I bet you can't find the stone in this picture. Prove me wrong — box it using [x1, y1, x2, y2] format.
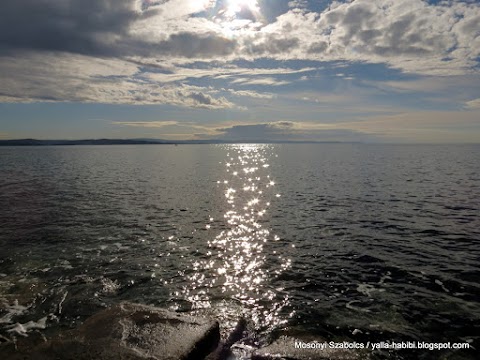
[2, 302, 220, 360]
[206, 317, 247, 360]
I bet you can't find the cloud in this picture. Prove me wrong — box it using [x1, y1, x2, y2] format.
[186, 90, 232, 108]
[205, 112, 480, 143]
[2, 0, 478, 72]
[369, 78, 459, 93]
[0, 0, 234, 59]
[109, 118, 219, 140]
[111, 120, 214, 132]
[0, 0, 147, 56]
[242, 0, 480, 74]
[227, 89, 275, 99]
[231, 77, 290, 86]
[141, 64, 315, 83]
[321, 1, 454, 59]
[1, 0, 480, 108]
[465, 98, 480, 109]
[336, 110, 480, 143]
[149, 32, 237, 58]
[213, 121, 373, 141]
[245, 34, 300, 56]
[113, 121, 179, 128]
[288, 0, 309, 9]
[0, 52, 238, 108]
[360, 75, 480, 109]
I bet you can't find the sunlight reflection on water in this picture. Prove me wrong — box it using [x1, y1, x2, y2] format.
[182, 144, 291, 331]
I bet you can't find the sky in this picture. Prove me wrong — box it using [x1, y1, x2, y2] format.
[0, 0, 479, 143]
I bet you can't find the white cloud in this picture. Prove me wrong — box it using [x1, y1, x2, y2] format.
[465, 98, 480, 109]
[141, 0, 480, 75]
[113, 121, 179, 128]
[288, 0, 309, 9]
[0, 52, 236, 108]
[231, 77, 290, 86]
[143, 0, 215, 19]
[227, 89, 275, 99]
[141, 63, 315, 83]
[108, 117, 220, 139]
[239, 0, 480, 75]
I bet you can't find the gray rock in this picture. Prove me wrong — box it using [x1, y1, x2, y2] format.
[2, 302, 220, 360]
[252, 336, 362, 360]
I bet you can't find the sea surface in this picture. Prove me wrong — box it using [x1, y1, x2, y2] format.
[1, 144, 479, 359]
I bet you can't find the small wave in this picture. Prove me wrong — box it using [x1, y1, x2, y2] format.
[6, 317, 47, 337]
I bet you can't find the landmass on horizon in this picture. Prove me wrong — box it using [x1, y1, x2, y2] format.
[0, 138, 347, 146]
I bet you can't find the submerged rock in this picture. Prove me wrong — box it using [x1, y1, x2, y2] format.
[2, 302, 220, 360]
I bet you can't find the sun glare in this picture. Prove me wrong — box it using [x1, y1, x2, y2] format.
[219, 0, 262, 35]
[226, 0, 259, 16]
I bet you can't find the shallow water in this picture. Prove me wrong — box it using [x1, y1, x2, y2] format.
[1, 144, 479, 358]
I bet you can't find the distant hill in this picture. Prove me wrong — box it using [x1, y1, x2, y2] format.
[0, 139, 177, 146]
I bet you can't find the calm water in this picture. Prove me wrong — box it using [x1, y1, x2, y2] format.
[1, 144, 479, 359]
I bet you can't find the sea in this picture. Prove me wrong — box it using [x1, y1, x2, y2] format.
[0, 144, 479, 359]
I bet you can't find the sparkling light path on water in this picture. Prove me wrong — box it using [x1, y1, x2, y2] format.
[182, 144, 292, 332]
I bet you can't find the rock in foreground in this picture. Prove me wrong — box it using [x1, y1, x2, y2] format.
[3, 302, 220, 360]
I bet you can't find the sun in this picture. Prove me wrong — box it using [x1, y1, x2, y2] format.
[216, 0, 263, 35]
[226, 0, 259, 16]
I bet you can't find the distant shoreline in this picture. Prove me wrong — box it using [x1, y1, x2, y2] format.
[0, 139, 346, 146]
[0, 140, 478, 146]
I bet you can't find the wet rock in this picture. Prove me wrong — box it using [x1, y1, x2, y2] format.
[252, 336, 361, 360]
[2, 302, 220, 360]
[206, 317, 247, 360]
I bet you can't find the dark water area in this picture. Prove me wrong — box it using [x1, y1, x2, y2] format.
[1, 144, 479, 359]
